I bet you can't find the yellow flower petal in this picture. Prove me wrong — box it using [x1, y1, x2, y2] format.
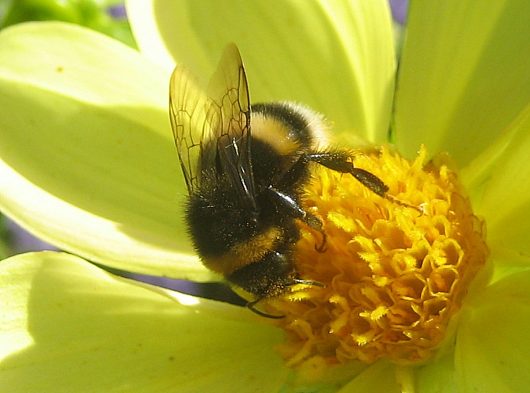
[126, 0, 396, 142]
[0, 252, 287, 392]
[416, 350, 458, 393]
[470, 107, 530, 259]
[394, 0, 530, 167]
[456, 269, 530, 392]
[338, 361, 401, 393]
[0, 22, 210, 279]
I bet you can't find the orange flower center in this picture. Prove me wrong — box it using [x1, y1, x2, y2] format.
[266, 146, 488, 368]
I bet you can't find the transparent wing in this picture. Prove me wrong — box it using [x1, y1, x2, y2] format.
[169, 44, 256, 209]
[205, 44, 256, 210]
[169, 62, 213, 194]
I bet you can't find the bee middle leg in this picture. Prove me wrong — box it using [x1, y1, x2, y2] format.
[265, 186, 327, 252]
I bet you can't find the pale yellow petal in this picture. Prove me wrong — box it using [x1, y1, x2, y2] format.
[394, 0, 530, 167]
[127, 0, 396, 142]
[456, 270, 530, 392]
[0, 252, 287, 392]
[0, 22, 211, 279]
[471, 107, 530, 259]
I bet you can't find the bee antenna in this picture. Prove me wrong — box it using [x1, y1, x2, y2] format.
[246, 298, 285, 319]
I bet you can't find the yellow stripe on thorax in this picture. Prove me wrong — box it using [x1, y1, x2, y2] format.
[203, 226, 282, 275]
[251, 113, 300, 155]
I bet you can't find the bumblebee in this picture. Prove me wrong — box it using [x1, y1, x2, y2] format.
[169, 44, 390, 316]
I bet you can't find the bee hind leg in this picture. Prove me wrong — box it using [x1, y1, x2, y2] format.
[246, 279, 325, 318]
[246, 298, 285, 319]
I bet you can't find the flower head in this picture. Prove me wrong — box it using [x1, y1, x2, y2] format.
[270, 147, 488, 368]
[1, 1, 530, 392]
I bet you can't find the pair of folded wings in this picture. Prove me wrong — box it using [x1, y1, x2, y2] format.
[169, 44, 257, 211]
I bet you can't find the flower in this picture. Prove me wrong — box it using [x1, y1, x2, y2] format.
[1, 1, 530, 391]
[268, 147, 488, 371]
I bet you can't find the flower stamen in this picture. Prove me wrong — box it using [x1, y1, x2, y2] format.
[267, 146, 488, 368]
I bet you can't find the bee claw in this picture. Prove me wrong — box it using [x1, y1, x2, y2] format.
[314, 231, 327, 253]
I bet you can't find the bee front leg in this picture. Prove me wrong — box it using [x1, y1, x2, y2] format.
[307, 151, 421, 211]
[307, 151, 389, 197]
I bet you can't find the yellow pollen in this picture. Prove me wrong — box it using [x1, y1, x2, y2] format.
[267, 146, 488, 368]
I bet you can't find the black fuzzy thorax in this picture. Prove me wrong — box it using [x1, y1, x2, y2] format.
[186, 137, 309, 259]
